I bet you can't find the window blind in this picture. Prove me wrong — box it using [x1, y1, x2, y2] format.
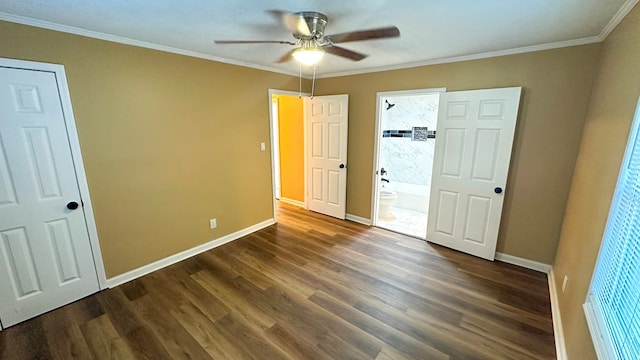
[584, 98, 640, 359]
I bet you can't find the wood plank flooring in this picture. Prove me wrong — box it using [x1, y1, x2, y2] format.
[0, 202, 556, 359]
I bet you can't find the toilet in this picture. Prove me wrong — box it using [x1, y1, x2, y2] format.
[378, 190, 398, 220]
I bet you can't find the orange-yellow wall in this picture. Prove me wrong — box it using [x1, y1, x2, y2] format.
[276, 95, 304, 202]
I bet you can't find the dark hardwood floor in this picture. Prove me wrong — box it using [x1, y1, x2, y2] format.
[0, 202, 556, 359]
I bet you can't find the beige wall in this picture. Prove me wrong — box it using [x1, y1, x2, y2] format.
[1, 21, 300, 277]
[318, 45, 601, 264]
[552, 5, 640, 359]
[3, 11, 635, 355]
[0, 16, 612, 282]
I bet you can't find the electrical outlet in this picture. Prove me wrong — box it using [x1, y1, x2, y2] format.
[260, 142, 266, 151]
[209, 218, 217, 229]
[562, 275, 568, 293]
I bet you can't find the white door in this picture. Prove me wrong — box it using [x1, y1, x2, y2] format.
[427, 87, 521, 260]
[306, 95, 349, 219]
[0, 66, 100, 327]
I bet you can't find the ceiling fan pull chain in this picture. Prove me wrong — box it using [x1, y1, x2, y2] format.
[311, 65, 317, 99]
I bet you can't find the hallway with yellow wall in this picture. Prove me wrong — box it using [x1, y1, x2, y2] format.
[275, 95, 304, 203]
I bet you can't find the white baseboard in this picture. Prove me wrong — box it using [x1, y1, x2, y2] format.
[549, 268, 568, 360]
[494, 252, 552, 273]
[346, 213, 371, 225]
[106, 218, 276, 288]
[279, 197, 306, 208]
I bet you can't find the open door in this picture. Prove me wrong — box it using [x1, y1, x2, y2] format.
[427, 87, 521, 260]
[305, 95, 349, 219]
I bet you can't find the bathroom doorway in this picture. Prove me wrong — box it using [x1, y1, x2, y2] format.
[371, 88, 445, 238]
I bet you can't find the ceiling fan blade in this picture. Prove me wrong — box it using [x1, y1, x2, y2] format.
[267, 10, 311, 36]
[214, 40, 296, 45]
[325, 26, 400, 44]
[325, 46, 368, 61]
[276, 49, 296, 63]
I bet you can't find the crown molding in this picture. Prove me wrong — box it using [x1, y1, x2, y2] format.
[598, 0, 640, 41]
[3, 0, 638, 80]
[0, 12, 301, 78]
[316, 36, 601, 78]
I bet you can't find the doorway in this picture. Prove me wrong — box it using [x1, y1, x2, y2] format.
[371, 88, 445, 238]
[270, 92, 306, 206]
[268, 90, 350, 221]
[269, 90, 306, 222]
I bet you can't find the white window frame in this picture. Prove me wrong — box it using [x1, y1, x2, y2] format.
[583, 96, 640, 360]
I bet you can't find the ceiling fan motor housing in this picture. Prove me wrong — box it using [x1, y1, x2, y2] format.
[294, 12, 328, 40]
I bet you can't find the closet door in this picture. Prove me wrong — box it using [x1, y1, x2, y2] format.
[0, 66, 100, 328]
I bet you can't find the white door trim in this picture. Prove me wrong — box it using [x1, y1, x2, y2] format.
[370, 88, 447, 225]
[0, 57, 107, 290]
[268, 89, 309, 222]
[271, 99, 281, 200]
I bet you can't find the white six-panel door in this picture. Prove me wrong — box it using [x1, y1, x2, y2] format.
[0, 66, 100, 327]
[427, 87, 521, 260]
[305, 95, 349, 219]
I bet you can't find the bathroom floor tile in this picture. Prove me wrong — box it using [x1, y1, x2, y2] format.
[376, 207, 428, 239]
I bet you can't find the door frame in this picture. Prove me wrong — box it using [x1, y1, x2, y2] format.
[0, 57, 107, 291]
[370, 88, 446, 226]
[271, 98, 281, 200]
[268, 89, 309, 222]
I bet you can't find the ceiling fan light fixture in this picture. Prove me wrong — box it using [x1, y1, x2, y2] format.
[215, 11, 400, 66]
[292, 47, 325, 66]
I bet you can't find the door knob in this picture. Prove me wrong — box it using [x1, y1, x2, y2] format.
[66, 201, 79, 210]
[339, 163, 346, 169]
[494, 187, 503, 194]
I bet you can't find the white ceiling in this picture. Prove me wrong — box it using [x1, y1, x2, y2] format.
[1, 0, 637, 78]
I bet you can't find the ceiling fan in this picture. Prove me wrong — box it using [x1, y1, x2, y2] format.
[214, 10, 401, 66]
